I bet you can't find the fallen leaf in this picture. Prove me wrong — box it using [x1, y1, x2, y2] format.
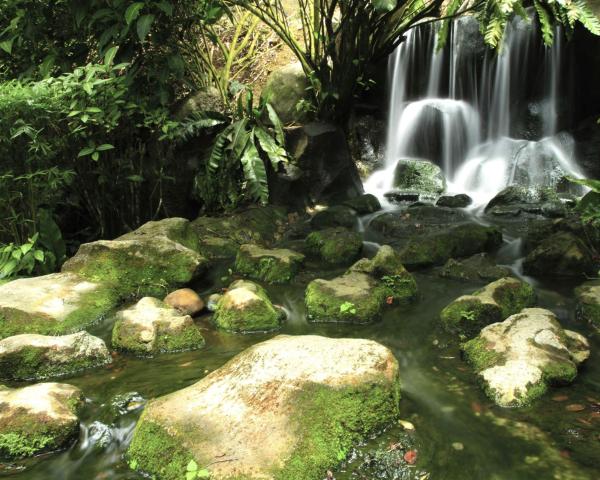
[566, 404, 586, 412]
[404, 450, 418, 465]
[552, 394, 569, 402]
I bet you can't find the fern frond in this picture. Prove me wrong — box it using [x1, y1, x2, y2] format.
[437, 0, 463, 50]
[254, 127, 288, 170]
[534, 0, 554, 45]
[240, 133, 269, 204]
[484, 15, 507, 48]
[574, 0, 600, 34]
[207, 125, 231, 174]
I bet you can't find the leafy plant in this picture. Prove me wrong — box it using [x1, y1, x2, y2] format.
[186, 459, 211, 479]
[340, 301, 357, 315]
[567, 176, 600, 226]
[0, 234, 46, 279]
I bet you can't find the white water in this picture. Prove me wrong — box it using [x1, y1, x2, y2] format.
[365, 14, 585, 207]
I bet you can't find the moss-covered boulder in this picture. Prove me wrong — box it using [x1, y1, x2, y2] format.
[112, 297, 205, 355]
[63, 219, 208, 298]
[462, 308, 590, 407]
[213, 280, 283, 333]
[439, 253, 511, 282]
[575, 281, 600, 330]
[342, 194, 382, 214]
[0, 383, 84, 459]
[261, 62, 310, 125]
[126, 335, 400, 480]
[436, 194, 472, 208]
[305, 227, 363, 265]
[348, 245, 418, 304]
[0, 273, 119, 340]
[0, 332, 111, 381]
[522, 231, 596, 278]
[235, 244, 305, 283]
[399, 223, 503, 269]
[440, 277, 536, 337]
[310, 205, 358, 230]
[306, 272, 387, 324]
[392, 158, 446, 197]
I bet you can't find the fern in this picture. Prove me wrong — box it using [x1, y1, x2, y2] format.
[534, 0, 554, 46]
[171, 111, 227, 145]
[240, 134, 269, 204]
[484, 15, 507, 48]
[437, 0, 463, 50]
[254, 128, 288, 170]
[575, 0, 600, 35]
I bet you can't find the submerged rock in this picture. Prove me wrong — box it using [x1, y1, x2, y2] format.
[436, 193, 472, 208]
[575, 281, 600, 330]
[440, 253, 511, 282]
[342, 193, 382, 214]
[523, 231, 596, 278]
[440, 277, 536, 337]
[164, 288, 205, 316]
[213, 280, 283, 332]
[234, 244, 305, 283]
[393, 158, 446, 197]
[63, 218, 208, 298]
[305, 227, 363, 265]
[0, 332, 111, 381]
[112, 297, 205, 355]
[127, 335, 400, 479]
[0, 273, 119, 339]
[0, 383, 84, 459]
[462, 308, 590, 407]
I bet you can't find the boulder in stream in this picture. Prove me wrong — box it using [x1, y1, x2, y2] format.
[0, 272, 119, 339]
[575, 281, 600, 330]
[0, 331, 111, 381]
[112, 297, 205, 355]
[0, 383, 84, 459]
[234, 244, 305, 283]
[164, 288, 205, 316]
[439, 253, 511, 282]
[440, 277, 536, 337]
[392, 158, 446, 197]
[126, 335, 400, 480]
[436, 193, 472, 208]
[342, 193, 382, 214]
[462, 308, 590, 407]
[305, 227, 363, 265]
[213, 280, 284, 332]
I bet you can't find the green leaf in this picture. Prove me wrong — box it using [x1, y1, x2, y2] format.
[157, 0, 174, 16]
[92, 151, 100, 161]
[566, 176, 600, 193]
[33, 250, 45, 262]
[0, 36, 15, 54]
[187, 460, 199, 472]
[125, 2, 145, 25]
[197, 469, 211, 479]
[254, 128, 288, 170]
[96, 144, 115, 151]
[372, 0, 397, 13]
[136, 14, 155, 42]
[126, 174, 144, 183]
[78, 147, 95, 157]
[534, 0, 554, 45]
[240, 135, 269, 205]
[265, 103, 285, 145]
[104, 46, 119, 66]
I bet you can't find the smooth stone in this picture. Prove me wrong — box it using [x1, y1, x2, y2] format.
[439, 253, 511, 282]
[436, 193, 472, 208]
[234, 244, 305, 283]
[342, 193, 382, 214]
[164, 288, 205, 316]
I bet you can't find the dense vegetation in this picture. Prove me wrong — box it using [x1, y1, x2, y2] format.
[0, 0, 598, 279]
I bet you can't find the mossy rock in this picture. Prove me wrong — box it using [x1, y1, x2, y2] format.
[0, 332, 111, 381]
[393, 158, 446, 196]
[118, 217, 201, 252]
[462, 308, 590, 407]
[260, 62, 310, 125]
[575, 280, 600, 330]
[342, 194, 382, 214]
[126, 335, 400, 480]
[305, 227, 363, 265]
[310, 205, 358, 230]
[213, 280, 283, 333]
[400, 223, 503, 269]
[235, 244, 305, 283]
[436, 194, 472, 208]
[112, 297, 205, 355]
[439, 253, 511, 282]
[0, 383, 84, 459]
[440, 277, 536, 337]
[0, 273, 120, 340]
[305, 272, 387, 324]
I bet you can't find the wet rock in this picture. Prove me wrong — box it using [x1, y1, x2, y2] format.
[305, 227, 363, 265]
[436, 194, 472, 208]
[0, 332, 111, 381]
[0, 273, 119, 339]
[112, 297, 205, 355]
[393, 158, 446, 197]
[127, 335, 400, 479]
[575, 281, 600, 330]
[305, 272, 386, 324]
[213, 280, 283, 333]
[164, 288, 205, 316]
[310, 205, 358, 230]
[523, 231, 596, 277]
[87, 421, 113, 449]
[235, 244, 305, 284]
[348, 114, 386, 178]
[110, 392, 146, 417]
[342, 193, 382, 214]
[439, 253, 511, 282]
[440, 277, 536, 337]
[463, 308, 590, 407]
[384, 190, 421, 204]
[63, 218, 208, 298]
[206, 293, 222, 312]
[348, 245, 418, 304]
[0, 383, 84, 459]
[485, 186, 570, 218]
[261, 62, 309, 124]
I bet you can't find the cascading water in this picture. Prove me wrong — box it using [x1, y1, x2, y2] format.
[365, 13, 586, 207]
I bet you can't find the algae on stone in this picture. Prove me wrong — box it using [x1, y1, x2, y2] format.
[305, 227, 363, 265]
[126, 335, 400, 480]
[235, 244, 305, 283]
[440, 277, 536, 337]
[575, 280, 600, 329]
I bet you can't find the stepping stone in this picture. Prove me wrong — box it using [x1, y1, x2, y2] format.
[235, 244, 305, 283]
[305, 227, 363, 265]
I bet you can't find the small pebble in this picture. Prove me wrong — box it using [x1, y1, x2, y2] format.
[565, 404, 586, 412]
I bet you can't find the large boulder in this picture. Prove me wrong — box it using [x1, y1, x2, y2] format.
[112, 297, 205, 355]
[0, 273, 119, 339]
[0, 383, 84, 459]
[484, 186, 569, 218]
[63, 218, 208, 298]
[439, 253, 511, 282]
[440, 277, 536, 337]
[575, 281, 600, 329]
[176, 87, 225, 119]
[127, 335, 400, 480]
[522, 231, 596, 277]
[348, 114, 386, 178]
[462, 308, 590, 407]
[213, 280, 283, 333]
[0, 332, 111, 381]
[342, 193, 382, 214]
[310, 205, 358, 230]
[235, 244, 305, 283]
[392, 158, 446, 198]
[305, 227, 363, 265]
[261, 62, 310, 125]
[436, 193, 472, 208]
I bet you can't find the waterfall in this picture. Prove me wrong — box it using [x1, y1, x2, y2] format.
[365, 13, 585, 207]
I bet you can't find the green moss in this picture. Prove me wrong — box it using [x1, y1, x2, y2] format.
[441, 299, 502, 337]
[156, 325, 206, 353]
[305, 228, 363, 265]
[273, 380, 401, 480]
[540, 360, 577, 385]
[492, 282, 536, 319]
[381, 275, 418, 304]
[234, 246, 304, 284]
[0, 432, 55, 458]
[462, 336, 504, 372]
